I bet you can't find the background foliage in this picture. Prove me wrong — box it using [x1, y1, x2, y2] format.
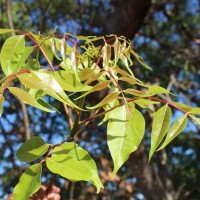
[0, 0, 199, 200]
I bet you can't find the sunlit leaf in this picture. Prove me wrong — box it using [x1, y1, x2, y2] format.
[190, 116, 200, 126]
[60, 37, 67, 63]
[17, 136, 49, 162]
[190, 108, 200, 115]
[86, 92, 118, 109]
[134, 99, 160, 108]
[0, 35, 25, 76]
[13, 164, 42, 200]
[173, 102, 193, 112]
[149, 105, 172, 161]
[8, 87, 53, 112]
[157, 115, 188, 150]
[114, 39, 121, 63]
[0, 29, 17, 34]
[148, 85, 170, 94]
[102, 43, 111, 70]
[107, 103, 145, 174]
[46, 142, 103, 193]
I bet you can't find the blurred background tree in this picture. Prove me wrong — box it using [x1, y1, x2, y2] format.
[0, 0, 199, 199]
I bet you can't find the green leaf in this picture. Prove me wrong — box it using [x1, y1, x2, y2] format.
[76, 80, 111, 100]
[18, 71, 82, 110]
[149, 105, 172, 161]
[124, 89, 145, 97]
[114, 39, 121, 63]
[190, 116, 200, 126]
[148, 85, 170, 94]
[190, 108, 200, 115]
[54, 70, 91, 92]
[0, 35, 25, 76]
[118, 77, 137, 85]
[8, 87, 53, 112]
[17, 136, 49, 162]
[130, 49, 152, 70]
[102, 43, 111, 70]
[60, 37, 67, 63]
[157, 115, 188, 150]
[0, 95, 4, 116]
[13, 163, 42, 200]
[22, 59, 40, 70]
[86, 92, 119, 109]
[0, 29, 17, 34]
[134, 99, 160, 108]
[173, 102, 193, 112]
[107, 103, 145, 174]
[46, 142, 103, 193]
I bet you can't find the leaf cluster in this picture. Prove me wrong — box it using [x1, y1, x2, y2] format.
[0, 29, 199, 199]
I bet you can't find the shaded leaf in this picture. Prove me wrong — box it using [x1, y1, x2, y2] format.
[149, 105, 172, 161]
[46, 142, 103, 193]
[173, 102, 193, 112]
[86, 92, 118, 109]
[0, 35, 25, 76]
[190, 116, 200, 126]
[76, 80, 111, 100]
[0, 95, 4, 116]
[107, 103, 145, 174]
[157, 115, 188, 150]
[130, 49, 152, 70]
[134, 99, 160, 108]
[13, 164, 42, 200]
[17, 136, 49, 162]
[8, 87, 53, 112]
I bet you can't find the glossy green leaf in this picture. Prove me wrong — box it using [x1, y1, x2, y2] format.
[102, 43, 111, 70]
[46, 142, 103, 193]
[157, 115, 188, 150]
[148, 85, 170, 94]
[107, 103, 145, 174]
[0, 95, 4, 116]
[149, 105, 172, 161]
[190, 108, 200, 115]
[130, 49, 152, 70]
[18, 71, 82, 109]
[8, 87, 53, 112]
[0, 29, 17, 34]
[17, 136, 49, 162]
[13, 163, 42, 200]
[86, 92, 119, 109]
[0, 35, 25, 76]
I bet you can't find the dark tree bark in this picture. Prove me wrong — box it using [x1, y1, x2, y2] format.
[101, 0, 152, 38]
